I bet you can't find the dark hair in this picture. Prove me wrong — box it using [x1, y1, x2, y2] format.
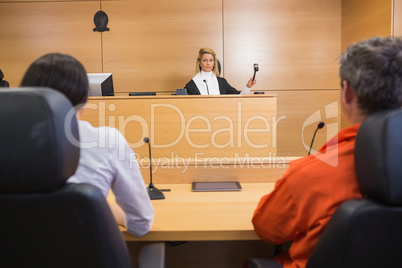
[340, 37, 402, 115]
[20, 53, 89, 108]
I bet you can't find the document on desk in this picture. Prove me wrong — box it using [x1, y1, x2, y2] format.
[192, 181, 242, 192]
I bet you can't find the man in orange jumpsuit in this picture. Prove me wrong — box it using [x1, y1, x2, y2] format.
[252, 36, 402, 268]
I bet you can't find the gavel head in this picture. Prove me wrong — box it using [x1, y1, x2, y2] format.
[253, 64, 259, 72]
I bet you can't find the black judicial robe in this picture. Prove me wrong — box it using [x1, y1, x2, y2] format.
[185, 77, 240, 95]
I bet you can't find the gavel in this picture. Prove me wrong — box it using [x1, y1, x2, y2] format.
[252, 64, 259, 81]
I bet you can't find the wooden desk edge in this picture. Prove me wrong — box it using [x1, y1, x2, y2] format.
[121, 229, 260, 242]
[89, 94, 277, 100]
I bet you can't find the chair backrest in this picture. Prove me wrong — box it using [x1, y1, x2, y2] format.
[306, 109, 402, 268]
[0, 69, 9, 87]
[0, 87, 131, 268]
[216, 59, 222, 75]
[0, 80, 9, 87]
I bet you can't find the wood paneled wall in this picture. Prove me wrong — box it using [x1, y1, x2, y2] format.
[223, 0, 340, 91]
[0, 0, 340, 92]
[0, 1, 102, 88]
[101, 0, 223, 94]
[393, 0, 402, 36]
[340, 0, 392, 129]
[222, 0, 341, 156]
[342, 0, 391, 53]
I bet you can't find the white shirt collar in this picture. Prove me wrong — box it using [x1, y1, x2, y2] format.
[192, 71, 220, 95]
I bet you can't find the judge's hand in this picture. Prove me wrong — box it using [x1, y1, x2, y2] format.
[246, 78, 257, 88]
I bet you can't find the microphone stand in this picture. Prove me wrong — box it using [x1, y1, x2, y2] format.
[144, 137, 165, 200]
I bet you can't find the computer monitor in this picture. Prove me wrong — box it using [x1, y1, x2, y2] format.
[87, 73, 114, 96]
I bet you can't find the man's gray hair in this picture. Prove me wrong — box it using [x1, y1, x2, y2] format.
[340, 36, 402, 115]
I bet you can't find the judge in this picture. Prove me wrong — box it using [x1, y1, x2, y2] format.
[184, 47, 256, 95]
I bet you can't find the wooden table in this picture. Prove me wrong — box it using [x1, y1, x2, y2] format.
[108, 182, 275, 242]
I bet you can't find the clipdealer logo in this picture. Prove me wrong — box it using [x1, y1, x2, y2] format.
[62, 100, 288, 169]
[64, 100, 339, 167]
[65, 101, 284, 150]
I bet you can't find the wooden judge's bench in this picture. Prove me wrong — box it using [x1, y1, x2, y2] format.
[81, 94, 292, 268]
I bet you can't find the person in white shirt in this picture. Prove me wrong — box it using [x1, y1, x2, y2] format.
[184, 47, 257, 95]
[20, 53, 154, 237]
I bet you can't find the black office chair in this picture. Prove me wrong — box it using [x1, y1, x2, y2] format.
[249, 109, 402, 268]
[0, 69, 10, 87]
[0, 87, 164, 268]
[216, 59, 222, 75]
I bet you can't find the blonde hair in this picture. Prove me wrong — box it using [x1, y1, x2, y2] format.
[195, 47, 220, 76]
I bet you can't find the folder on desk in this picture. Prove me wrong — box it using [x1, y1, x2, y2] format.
[192, 181, 242, 192]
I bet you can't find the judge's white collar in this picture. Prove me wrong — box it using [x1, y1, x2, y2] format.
[192, 71, 220, 95]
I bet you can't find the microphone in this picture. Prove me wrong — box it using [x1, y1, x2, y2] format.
[203, 79, 210, 95]
[308, 122, 325, 155]
[252, 64, 259, 81]
[144, 137, 165, 200]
